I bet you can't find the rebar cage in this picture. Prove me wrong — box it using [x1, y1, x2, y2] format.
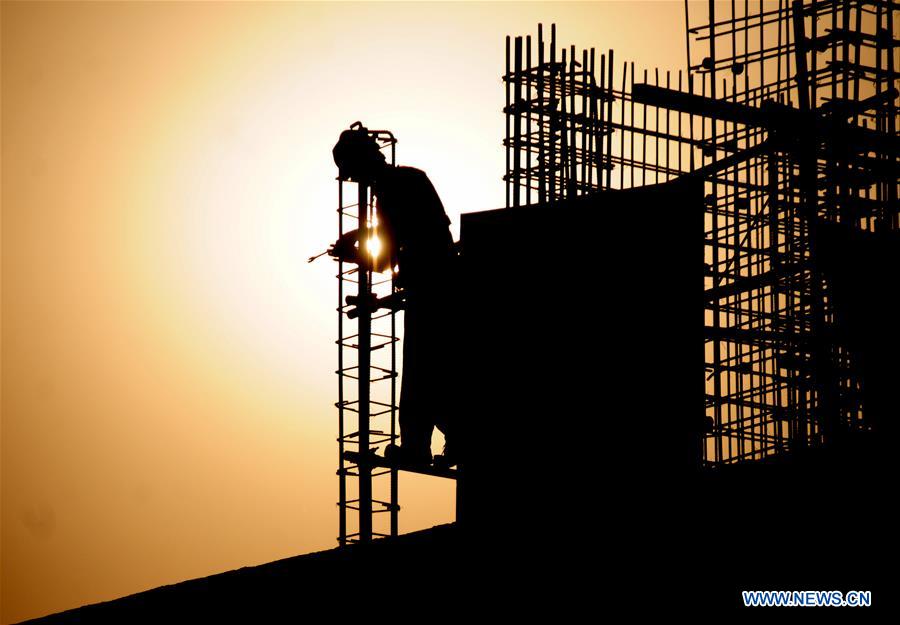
[504, 2, 898, 468]
[336, 129, 399, 544]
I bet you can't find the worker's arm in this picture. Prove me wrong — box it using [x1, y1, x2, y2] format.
[327, 228, 393, 273]
[328, 229, 362, 264]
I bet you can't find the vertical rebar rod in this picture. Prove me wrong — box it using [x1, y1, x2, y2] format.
[582, 48, 589, 193]
[569, 44, 577, 198]
[791, 0, 819, 449]
[527, 35, 533, 206]
[538, 24, 546, 204]
[505, 36, 511, 208]
[883, 1, 897, 231]
[550, 24, 557, 201]
[560, 47, 569, 198]
[357, 181, 372, 543]
[595, 50, 602, 191]
[621, 61, 627, 189]
[337, 180, 347, 546]
[630, 62, 635, 188]
[514, 36, 523, 207]
[642, 68, 648, 186]
[654, 68, 660, 184]
[606, 50, 615, 190]
[759, 0, 765, 104]
[665, 70, 671, 181]
[708, 0, 724, 465]
[678, 71, 683, 174]
[389, 139, 398, 538]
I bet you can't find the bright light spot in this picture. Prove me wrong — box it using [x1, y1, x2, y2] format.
[367, 236, 382, 259]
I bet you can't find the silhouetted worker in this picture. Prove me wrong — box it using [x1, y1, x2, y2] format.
[332, 124, 458, 467]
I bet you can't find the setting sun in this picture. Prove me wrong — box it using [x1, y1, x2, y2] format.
[366, 235, 382, 260]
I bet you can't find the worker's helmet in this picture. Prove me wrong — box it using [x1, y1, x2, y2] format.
[332, 122, 385, 182]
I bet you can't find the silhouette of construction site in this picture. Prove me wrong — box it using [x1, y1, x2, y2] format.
[337, 0, 897, 543]
[330, 1, 896, 607]
[24, 2, 895, 621]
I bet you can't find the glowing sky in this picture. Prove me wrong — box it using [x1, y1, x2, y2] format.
[2, 2, 692, 622]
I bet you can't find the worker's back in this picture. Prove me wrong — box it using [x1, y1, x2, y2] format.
[374, 166, 454, 282]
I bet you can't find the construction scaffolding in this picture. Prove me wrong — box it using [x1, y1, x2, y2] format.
[504, 1, 898, 468]
[687, 0, 897, 465]
[504, 24, 699, 205]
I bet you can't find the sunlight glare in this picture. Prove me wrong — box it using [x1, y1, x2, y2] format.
[367, 236, 382, 259]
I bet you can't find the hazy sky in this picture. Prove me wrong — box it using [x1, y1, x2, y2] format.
[2, 2, 694, 621]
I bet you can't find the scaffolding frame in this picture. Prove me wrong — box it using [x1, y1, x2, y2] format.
[685, 0, 898, 465]
[504, 2, 898, 468]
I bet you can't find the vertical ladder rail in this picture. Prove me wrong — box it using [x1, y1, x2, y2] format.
[337, 181, 347, 547]
[356, 181, 373, 543]
[388, 140, 399, 539]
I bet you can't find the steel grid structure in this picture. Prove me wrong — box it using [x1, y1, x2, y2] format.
[686, 0, 897, 465]
[504, 1, 898, 467]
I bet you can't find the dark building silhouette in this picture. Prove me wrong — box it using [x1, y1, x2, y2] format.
[455, 177, 705, 534]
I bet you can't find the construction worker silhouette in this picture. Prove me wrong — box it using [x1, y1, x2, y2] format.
[332, 125, 458, 467]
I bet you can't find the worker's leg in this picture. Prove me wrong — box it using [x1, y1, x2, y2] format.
[396, 258, 458, 463]
[397, 293, 434, 457]
[419, 275, 459, 462]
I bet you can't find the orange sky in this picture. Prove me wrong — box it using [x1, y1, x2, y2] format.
[2, 2, 694, 622]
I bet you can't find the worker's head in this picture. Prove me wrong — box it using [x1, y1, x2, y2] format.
[332, 124, 386, 183]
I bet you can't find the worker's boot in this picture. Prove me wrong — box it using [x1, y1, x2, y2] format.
[384, 443, 432, 466]
[432, 441, 458, 470]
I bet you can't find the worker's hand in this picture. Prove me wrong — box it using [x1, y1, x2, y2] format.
[328, 228, 394, 273]
[328, 229, 364, 265]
